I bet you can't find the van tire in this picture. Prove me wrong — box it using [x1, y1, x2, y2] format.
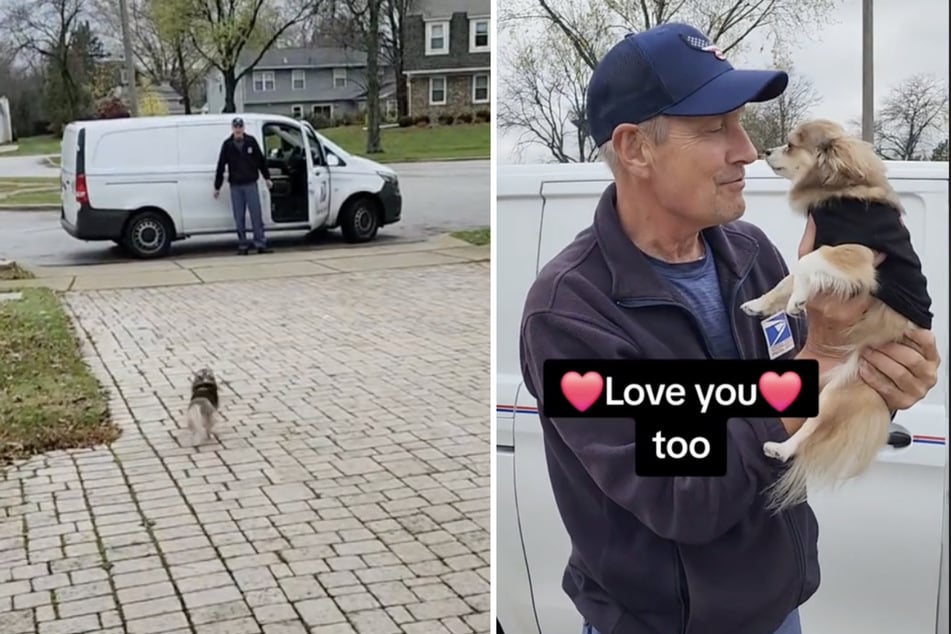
[339, 196, 380, 243]
[123, 209, 173, 259]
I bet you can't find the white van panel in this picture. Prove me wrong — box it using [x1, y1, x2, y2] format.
[91, 127, 178, 171]
[496, 160, 949, 634]
[176, 120, 244, 234]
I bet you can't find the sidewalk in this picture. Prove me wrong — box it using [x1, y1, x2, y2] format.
[0, 259, 490, 634]
[0, 234, 489, 292]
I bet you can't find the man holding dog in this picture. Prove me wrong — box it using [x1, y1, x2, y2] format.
[214, 116, 274, 255]
[519, 23, 940, 634]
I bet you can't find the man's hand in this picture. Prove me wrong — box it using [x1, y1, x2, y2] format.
[265, 179, 272, 189]
[859, 328, 940, 411]
[213, 189, 220, 199]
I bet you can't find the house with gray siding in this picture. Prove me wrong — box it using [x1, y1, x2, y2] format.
[402, 0, 490, 119]
[204, 47, 398, 123]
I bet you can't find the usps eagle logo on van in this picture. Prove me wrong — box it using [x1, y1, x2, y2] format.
[682, 34, 726, 60]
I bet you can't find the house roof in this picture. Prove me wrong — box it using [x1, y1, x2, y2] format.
[408, 0, 489, 17]
[240, 47, 371, 70]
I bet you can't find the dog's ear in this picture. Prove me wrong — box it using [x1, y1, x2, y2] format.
[814, 135, 873, 187]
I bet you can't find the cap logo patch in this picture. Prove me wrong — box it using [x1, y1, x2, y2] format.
[682, 34, 726, 60]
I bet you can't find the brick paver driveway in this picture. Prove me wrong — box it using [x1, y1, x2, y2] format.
[0, 262, 489, 634]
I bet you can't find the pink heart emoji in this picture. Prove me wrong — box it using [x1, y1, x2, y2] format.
[758, 371, 802, 413]
[560, 371, 604, 413]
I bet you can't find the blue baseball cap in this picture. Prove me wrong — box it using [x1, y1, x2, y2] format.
[586, 23, 789, 146]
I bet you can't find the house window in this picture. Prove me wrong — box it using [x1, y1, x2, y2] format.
[472, 74, 489, 103]
[429, 76, 446, 105]
[469, 18, 489, 52]
[425, 21, 449, 55]
[291, 105, 303, 119]
[333, 68, 347, 88]
[252, 71, 275, 92]
[312, 104, 333, 119]
[291, 70, 305, 90]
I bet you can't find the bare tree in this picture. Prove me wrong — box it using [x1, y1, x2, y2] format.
[90, 0, 209, 112]
[183, 0, 325, 113]
[318, 0, 409, 118]
[875, 74, 948, 161]
[740, 47, 821, 153]
[499, 0, 843, 163]
[1, 0, 97, 129]
[499, 15, 611, 162]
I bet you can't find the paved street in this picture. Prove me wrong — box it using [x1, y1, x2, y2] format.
[0, 262, 490, 633]
[0, 154, 59, 179]
[0, 160, 489, 267]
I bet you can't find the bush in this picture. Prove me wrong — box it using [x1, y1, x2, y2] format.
[306, 113, 333, 129]
[414, 114, 430, 127]
[398, 115, 414, 128]
[475, 109, 491, 123]
[457, 112, 473, 124]
[437, 113, 455, 125]
[95, 97, 131, 119]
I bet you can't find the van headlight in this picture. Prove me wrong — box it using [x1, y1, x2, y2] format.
[378, 171, 399, 191]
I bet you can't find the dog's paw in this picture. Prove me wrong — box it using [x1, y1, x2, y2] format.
[741, 298, 768, 316]
[785, 298, 807, 315]
[763, 441, 792, 462]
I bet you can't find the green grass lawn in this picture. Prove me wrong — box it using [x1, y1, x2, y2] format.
[321, 123, 490, 162]
[0, 135, 62, 157]
[0, 288, 120, 465]
[0, 177, 60, 207]
[451, 227, 490, 246]
[2, 123, 490, 163]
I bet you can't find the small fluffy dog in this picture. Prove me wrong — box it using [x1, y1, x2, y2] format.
[741, 119, 933, 512]
[185, 368, 222, 446]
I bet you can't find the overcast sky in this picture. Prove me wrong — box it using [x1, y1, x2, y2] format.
[497, 0, 950, 164]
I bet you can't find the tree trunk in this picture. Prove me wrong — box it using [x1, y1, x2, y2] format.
[366, 0, 382, 153]
[223, 68, 238, 114]
[175, 42, 192, 115]
[395, 57, 407, 118]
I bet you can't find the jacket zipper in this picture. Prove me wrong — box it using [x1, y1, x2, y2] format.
[616, 296, 711, 634]
[617, 255, 758, 634]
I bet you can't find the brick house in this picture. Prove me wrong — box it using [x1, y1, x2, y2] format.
[402, 0, 490, 119]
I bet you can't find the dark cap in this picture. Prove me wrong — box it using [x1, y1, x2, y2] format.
[231, 117, 244, 127]
[586, 23, 789, 146]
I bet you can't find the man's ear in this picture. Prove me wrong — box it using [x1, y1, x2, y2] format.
[612, 124, 652, 177]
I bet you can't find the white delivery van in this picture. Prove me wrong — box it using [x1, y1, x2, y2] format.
[496, 160, 949, 634]
[58, 113, 402, 258]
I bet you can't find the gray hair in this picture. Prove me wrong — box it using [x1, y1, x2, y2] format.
[598, 115, 670, 173]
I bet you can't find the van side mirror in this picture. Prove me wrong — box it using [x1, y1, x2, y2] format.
[326, 153, 341, 167]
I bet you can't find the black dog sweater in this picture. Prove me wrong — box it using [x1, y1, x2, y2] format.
[809, 196, 933, 330]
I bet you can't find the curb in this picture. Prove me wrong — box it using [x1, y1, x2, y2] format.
[380, 156, 490, 164]
[0, 203, 60, 211]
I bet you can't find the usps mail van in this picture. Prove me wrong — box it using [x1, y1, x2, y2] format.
[58, 113, 402, 258]
[496, 160, 949, 634]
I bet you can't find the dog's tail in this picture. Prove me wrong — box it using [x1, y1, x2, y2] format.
[186, 398, 219, 446]
[763, 353, 892, 514]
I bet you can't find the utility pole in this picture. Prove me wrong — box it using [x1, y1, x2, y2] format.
[862, 0, 873, 143]
[119, 0, 138, 116]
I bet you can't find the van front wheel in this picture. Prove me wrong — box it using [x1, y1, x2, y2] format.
[339, 196, 380, 243]
[123, 209, 173, 259]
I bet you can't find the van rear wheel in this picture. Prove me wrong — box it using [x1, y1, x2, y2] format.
[339, 196, 380, 243]
[123, 210, 172, 259]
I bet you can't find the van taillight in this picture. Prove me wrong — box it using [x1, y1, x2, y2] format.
[75, 174, 88, 205]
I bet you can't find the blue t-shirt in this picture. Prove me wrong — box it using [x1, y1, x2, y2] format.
[644, 235, 740, 359]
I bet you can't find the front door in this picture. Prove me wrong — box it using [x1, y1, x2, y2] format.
[301, 121, 331, 229]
